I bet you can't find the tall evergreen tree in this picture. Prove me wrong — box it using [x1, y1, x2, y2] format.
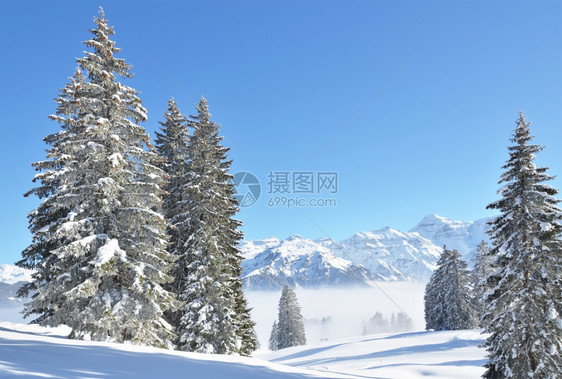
[168, 97, 257, 355]
[154, 98, 189, 332]
[17, 8, 177, 347]
[272, 285, 306, 350]
[155, 98, 189, 227]
[17, 69, 88, 323]
[424, 246, 477, 331]
[483, 113, 562, 378]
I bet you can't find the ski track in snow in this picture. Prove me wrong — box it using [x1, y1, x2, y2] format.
[260, 330, 487, 379]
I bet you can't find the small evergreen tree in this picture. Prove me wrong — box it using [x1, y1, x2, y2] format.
[320, 316, 332, 341]
[483, 113, 562, 378]
[424, 246, 478, 331]
[17, 8, 177, 348]
[424, 253, 445, 331]
[471, 240, 492, 325]
[234, 291, 259, 355]
[394, 312, 415, 332]
[269, 320, 279, 351]
[272, 285, 306, 350]
[366, 312, 390, 334]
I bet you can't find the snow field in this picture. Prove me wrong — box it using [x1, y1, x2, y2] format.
[0, 321, 486, 378]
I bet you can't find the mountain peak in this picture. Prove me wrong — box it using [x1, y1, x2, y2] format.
[419, 214, 451, 224]
[409, 214, 489, 265]
[362, 226, 405, 240]
[410, 214, 472, 234]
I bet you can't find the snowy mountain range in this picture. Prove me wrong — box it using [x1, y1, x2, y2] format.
[319, 227, 442, 282]
[0, 264, 33, 309]
[0, 215, 492, 292]
[240, 214, 492, 289]
[241, 235, 377, 290]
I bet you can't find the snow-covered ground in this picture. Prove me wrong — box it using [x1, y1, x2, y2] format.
[0, 321, 486, 378]
[0, 322, 351, 378]
[261, 330, 487, 379]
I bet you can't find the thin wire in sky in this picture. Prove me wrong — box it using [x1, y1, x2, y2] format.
[310, 56, 415, 161]
[147, 57, 253, 161]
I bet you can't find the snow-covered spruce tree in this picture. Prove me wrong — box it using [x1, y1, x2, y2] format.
[154, 98, 189, 331]
[234, 283, 260, 355]
[170, 97, 257, 355]
[18, 9, 177, 347]
[273, 285, 306, 350]
[367, 312, 390, 334]
[483, 113, 562, 378]
[269, 320, 279, 351]
[155, 98, 189, 232]
[424, 251, 445, 331]
[471, 240, 492, 325]
[424, 246, 477, 331]
[16, 69, 88, 322]
[393, 312, 415, 332]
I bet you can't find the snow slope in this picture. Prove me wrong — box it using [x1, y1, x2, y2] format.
[0, 321, 487, 378]
[240, 237, 281, 259]
[261, 329, 487, 379]
[0, 322, 354, 379]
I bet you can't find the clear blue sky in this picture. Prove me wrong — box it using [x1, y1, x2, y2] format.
[1, 0, 562, 265]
